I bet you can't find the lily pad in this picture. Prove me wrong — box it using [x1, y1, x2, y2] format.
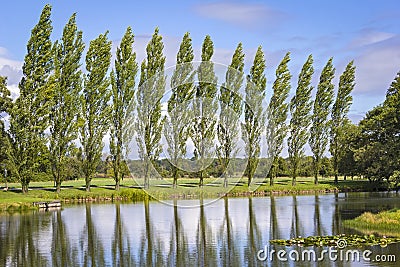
[269, 234, 400, 248]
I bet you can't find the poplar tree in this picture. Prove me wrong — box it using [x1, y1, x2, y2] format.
[79, 32, 112, 192]
[49, 13, 85, 193]
[266, 52, 291, 186]
[217, 43, 244, 187]
[288, 55, 314, 186]
[7, 5, 53, 193]
[191, 35, 218, 187]
[310, 58, 335, 185]
[165, 32, 195, 188]
[0, 77, 12, 176]
[136, 27, 166, 189]
[110, 26, 138, 190]
[242, 46, 266, 186]
[330, 61, 356, 184]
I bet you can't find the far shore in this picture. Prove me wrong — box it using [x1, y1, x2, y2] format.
[0, 177, 394, 213]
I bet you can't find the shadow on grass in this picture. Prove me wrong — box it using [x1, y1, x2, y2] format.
[229, 181, 246, 186]
[179, 183, 199, 188]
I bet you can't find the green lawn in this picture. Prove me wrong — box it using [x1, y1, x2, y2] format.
[0, 176, 374, 212]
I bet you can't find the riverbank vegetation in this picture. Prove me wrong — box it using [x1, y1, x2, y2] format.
[0, 176, 382, 212]
[344, 209, 400, 237]
[0, 4, 399, 194]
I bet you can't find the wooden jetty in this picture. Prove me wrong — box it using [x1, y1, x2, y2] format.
[33, 201, 61, 209]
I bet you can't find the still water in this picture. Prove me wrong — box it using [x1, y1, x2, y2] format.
[1, 192, 400, 266]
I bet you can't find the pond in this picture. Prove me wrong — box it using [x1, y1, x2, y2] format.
[1, 192, 400, 266]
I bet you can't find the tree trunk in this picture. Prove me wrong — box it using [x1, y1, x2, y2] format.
[173, 167, 178, 189]
[56, 182, 61, 194]
[247, 158, 254, 186]
[144, 159, 150, 189]
[247, 171, 252, 186]
[292, 162, 297, 186]
[21, 183, 29, 194]
[333, 156, 339, 184]
[224, 176, 228, 188]
[115, 179, 120, 191]
[269, 164, 275, 186]
[314, 157, 319, 185]
[86, 178, 91, 192]
[314, 167, 319, 185]
[199, 170, 204, 187]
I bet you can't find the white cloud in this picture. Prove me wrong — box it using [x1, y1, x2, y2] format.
[194, 2, 284, 29]
[348, 30, 396, 48]
[0, 47, 23, 100]
[0, 65, 22, 86]
[352, 35, 400, 95]
[0, 47, 23, 69]
[6, 84, 19, 99]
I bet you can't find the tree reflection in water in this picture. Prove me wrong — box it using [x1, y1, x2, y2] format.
[1, 193, 400, 266]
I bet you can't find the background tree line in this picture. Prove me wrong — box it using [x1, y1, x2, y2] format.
[0, 5, 398, 192]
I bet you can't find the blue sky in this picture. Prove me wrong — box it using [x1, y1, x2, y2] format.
[1, 0, 400, 122]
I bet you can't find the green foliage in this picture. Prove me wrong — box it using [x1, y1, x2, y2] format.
[7, 4, 53, 193]
[49, 13, 85, 193]
[217, 43, 244, 187]
[165, 32, 195, 188]
[0, 76, 12, 113]
[0, 76, 12, 174]
[330, 61, 356, 183]
[390, 171, 400, 191]
[242, 46, 266, 186]
[79, 32, 112, 192]
[136, 27, 166, 188]
[309, 58, 335, 184]
[354, 71, 400, 184]
[190, 35, 218, 187]
[266, 52, 291, 185]
[110, 26, 138, 190]
[337, 120, 359, 179]
[288, 55, 314, 186]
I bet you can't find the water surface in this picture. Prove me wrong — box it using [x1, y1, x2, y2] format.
[1, 192, 399, 266]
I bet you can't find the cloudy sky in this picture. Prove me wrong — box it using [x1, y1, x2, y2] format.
[1, 0, 399, 122]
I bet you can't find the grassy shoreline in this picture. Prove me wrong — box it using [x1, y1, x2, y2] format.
[344, 209, 400, 237]
[0, 177, 384, 212]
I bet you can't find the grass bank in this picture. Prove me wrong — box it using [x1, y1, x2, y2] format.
[344, 209, 400, 237]
[0, 176, 376, 212]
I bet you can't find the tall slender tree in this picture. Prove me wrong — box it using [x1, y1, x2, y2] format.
[217, 43, 244, 187]
[110, 26, 138, 190]
[242, 46, 266, 186]
[79, 32, 112, 192]
[7, 5, 53, 193]
[136, 27, 166, 189]
[266, 52, 291, 186]
[288, 55, 314, 186]
[165, 32, 195, 188]
[309, 58, 335, 185]
[0, 77, 12, 182]
[190, 35, 218, 187]
[330, 61, 356, 184]
[49, 13, 85, 193]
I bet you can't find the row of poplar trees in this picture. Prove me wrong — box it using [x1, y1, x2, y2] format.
[0, 5, 355, 192]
